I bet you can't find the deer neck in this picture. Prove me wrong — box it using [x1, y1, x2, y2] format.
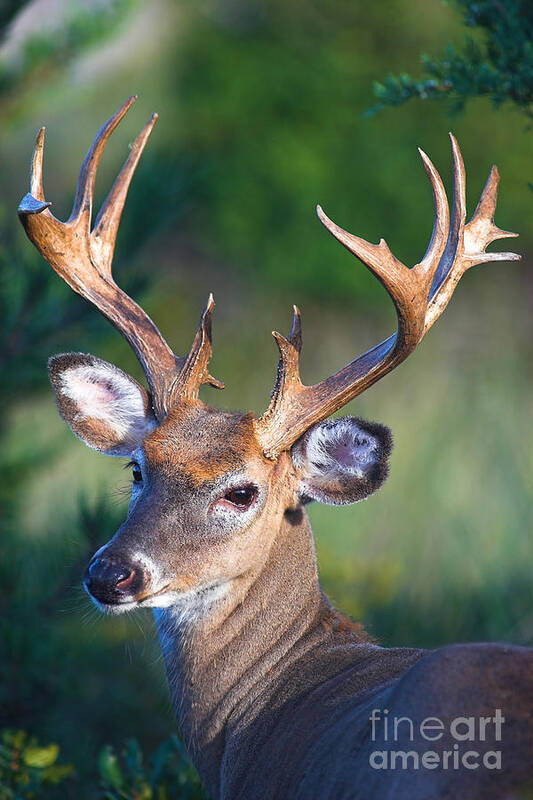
[154, 506, 325, 795]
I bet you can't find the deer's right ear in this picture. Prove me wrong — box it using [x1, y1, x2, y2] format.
[48, 353, 157, 456]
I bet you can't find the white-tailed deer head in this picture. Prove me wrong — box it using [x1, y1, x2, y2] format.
[18, 98, 519, 617]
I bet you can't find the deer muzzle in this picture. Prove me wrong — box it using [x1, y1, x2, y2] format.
[84, 555, 146, 607]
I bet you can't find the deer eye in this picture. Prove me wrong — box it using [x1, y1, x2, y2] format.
[224, 486, 257, 509]
[126, 461, 143, 484]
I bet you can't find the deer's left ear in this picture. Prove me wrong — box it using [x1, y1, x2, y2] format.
[291, 417, 392, 505]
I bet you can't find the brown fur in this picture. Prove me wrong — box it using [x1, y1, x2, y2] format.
[144, 403, 266, 485]
[318, 604, 374, 643]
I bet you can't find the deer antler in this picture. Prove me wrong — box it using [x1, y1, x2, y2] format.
[18, 97, 223, 420]
[255, 134, 520, 459]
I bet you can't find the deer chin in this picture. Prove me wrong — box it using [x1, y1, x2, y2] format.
[89, 598, 140, 616]
[89, 580, 231, 620]
[149, 581, 234, 628]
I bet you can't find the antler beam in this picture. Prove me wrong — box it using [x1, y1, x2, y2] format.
[255, 134, 520, 459]
[18, 97, 223, 420]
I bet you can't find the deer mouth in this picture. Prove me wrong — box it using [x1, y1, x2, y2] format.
[87, 582, 226, 615]
[136, 579, 229, 608]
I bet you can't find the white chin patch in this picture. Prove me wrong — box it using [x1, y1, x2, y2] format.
[61, 363, 155, 441]
[146, 582, 231, 624]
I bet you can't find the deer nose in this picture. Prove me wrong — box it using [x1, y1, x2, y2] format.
[84, 557, 143, 605]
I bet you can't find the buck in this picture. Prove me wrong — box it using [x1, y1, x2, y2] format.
[19, 98, 532, 800]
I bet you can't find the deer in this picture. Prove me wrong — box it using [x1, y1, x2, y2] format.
[18, 97, 533, 800]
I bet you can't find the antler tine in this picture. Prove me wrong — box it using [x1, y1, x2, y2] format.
[464, 165, 519, 255]
[315, 206, 412, 316]
[168, 294, 224, 403]
[18, 99, 224, 421]
[30, 127, 47, 202]
[68, 95, 137, 230]
[91, 111, 158, 277]
[423, 136, 520, 333]
[416, 147, 449, 276]
[261, 305, 303, 424]
[256, 137, 520, 459]
[428, 133, 466, 298]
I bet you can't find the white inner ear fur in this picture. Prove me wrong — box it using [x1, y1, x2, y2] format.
[60, 363, 156, 441]
[293, 418, 380, 479]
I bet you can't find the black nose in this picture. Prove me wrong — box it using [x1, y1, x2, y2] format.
[84, 557, 143, 605]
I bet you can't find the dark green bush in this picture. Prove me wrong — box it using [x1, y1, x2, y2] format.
[368, 0, 533, 118]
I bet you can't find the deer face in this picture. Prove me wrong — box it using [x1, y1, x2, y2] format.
[49, 354, 391, 618]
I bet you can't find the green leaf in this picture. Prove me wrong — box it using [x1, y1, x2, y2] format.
[22, 743, 59, 768]
[98, 745, 124, 790]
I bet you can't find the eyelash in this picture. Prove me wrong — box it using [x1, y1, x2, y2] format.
[125, 461, 143, 484]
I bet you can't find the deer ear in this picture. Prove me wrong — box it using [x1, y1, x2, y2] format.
[48, 353, 156, 456]
[291, 417, 392, 505]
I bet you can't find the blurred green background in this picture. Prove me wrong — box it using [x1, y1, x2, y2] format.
[1, 0, 532, 796]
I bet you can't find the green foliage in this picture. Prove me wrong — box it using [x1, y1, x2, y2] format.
[0, 0, 139, 103]
[97, 737, 207, 800]
[170, 1, 447, 305]
[0, 731, 207, 800]
[368, 0, 533, 116]
[0, 729, 74, 799]
[0, 247, 91, 404]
